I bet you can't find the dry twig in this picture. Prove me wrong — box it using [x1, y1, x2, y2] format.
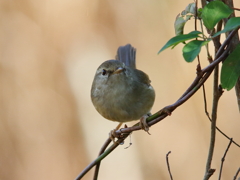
[233, 167, 240, 180]
[218, 138, 233, 180]
[166, 151, 173, 180]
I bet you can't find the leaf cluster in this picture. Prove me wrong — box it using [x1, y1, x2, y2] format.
[158, 1, 240, 90]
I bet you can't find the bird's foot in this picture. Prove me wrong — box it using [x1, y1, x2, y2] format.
[140, 114, 151, 135]
[109, 123, 123, 143]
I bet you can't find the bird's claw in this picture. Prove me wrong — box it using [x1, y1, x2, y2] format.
[109, 123, 124, 144]
[140, 114, 151, 135]
[109, 129, 119, 143]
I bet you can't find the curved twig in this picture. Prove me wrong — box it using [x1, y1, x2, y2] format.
[218, 138, 233, 180]
[166, 151, 173, 180]
[75, 134, 128, 180]
[233, 167, 240, 180]
[93, 138, 112, 180]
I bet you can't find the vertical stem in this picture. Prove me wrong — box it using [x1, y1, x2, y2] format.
[209, 65, 218, 164]
[204, 65, 220, 180]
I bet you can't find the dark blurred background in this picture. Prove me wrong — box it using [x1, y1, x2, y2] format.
[0, 1, 239, 180]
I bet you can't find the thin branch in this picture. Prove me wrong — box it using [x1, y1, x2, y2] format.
[200, 18, 211, 59]
[204, 94, 240, 147]
[166, 151, 173, 180]
[75, 135, 128, 180]
[218, 138, 233, 180]
[93, 138, 112, 180]
[231, 7, 240, 11]
[233, 168, 240, 180]
[205, 105, 240, 148]
[203, 64, 221, 180]
[215, 128, 239, 148]
[93, 123, 123, 180]
[203, 79, 209, 117]
[204, 169, 216, 180]
[194, 0, 198, 31]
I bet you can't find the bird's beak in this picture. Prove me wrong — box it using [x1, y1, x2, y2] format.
[113, 67, 124, 74]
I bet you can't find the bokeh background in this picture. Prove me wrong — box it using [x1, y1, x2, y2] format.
[0, 1, 239, 180]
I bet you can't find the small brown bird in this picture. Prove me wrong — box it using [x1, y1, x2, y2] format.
[91, 44, 155, 134]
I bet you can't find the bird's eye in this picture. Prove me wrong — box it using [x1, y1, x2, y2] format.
[102, 69, 107, 75]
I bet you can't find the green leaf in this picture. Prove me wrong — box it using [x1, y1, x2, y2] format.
[221, 44, 240, 90]
[174, 3, 195, 36]
[175, 15, 187, 36]
[182, 40, 210, 62]
[202, 1, 233, 30]
[181, 2, 196, 16]
[212, 17, 240, 37]
[175, 15, 192, 36]
[158, 31, 202, 54]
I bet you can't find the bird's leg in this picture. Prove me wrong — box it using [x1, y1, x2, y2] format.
[140, 113, 151, 135]
[109, 123, 123, 143]
[140, 107, 172, 134]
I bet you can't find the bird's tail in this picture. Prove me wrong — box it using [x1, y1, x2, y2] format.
[116, 44, 136, 69]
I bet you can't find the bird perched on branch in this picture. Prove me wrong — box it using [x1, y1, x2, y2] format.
[91, 44, 155, 138]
